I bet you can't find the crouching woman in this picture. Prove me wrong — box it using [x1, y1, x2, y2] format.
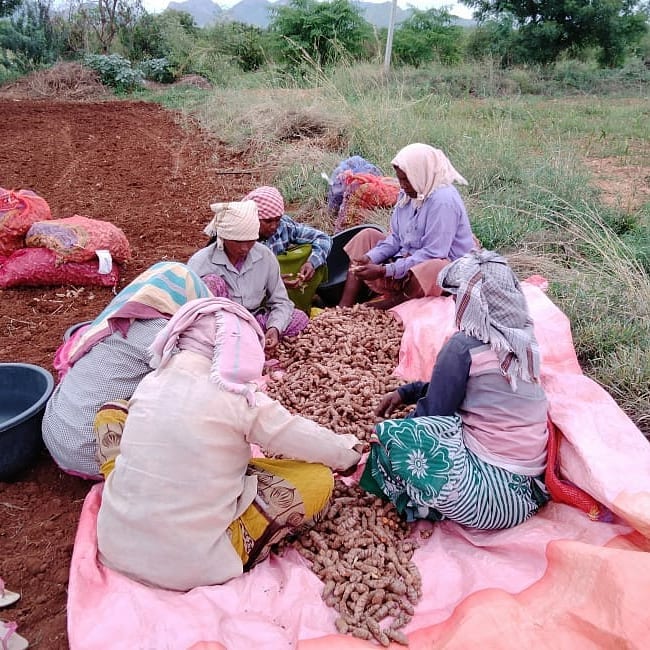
[96, 297, 362, 590]
[361, 250, 549, 530]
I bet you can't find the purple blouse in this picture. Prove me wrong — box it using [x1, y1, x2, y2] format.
[366, 185, 474, 280]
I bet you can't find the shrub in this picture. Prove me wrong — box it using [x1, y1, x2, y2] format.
[138, 56, 175, 83]
[83, 53, 142, 91]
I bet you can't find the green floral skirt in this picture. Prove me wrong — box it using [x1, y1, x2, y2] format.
[359, 415, 548, 530]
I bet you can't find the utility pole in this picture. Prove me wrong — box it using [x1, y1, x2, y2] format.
[383, 0, 398, 74]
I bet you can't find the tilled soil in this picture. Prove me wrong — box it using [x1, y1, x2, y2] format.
[0, 99, 266, 648]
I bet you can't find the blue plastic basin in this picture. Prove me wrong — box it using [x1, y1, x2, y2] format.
[0, 363, 54, 481]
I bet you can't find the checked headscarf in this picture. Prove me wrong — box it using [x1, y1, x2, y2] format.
[437, 249, 541, 389]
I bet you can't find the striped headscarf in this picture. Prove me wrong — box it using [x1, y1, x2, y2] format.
[243, 186, 285, 220]
[392, 143, 468, 209]
[149, 297, 265, 407]
[437, 249, 540, 388]
[66, 262, 211, 368]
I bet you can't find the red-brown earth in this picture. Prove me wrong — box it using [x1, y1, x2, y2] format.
[0, 99, 267, 648]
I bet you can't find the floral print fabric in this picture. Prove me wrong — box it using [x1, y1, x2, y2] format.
[360, 415, 548, 530]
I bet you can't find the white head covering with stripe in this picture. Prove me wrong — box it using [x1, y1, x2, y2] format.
[203, 200, 260, 249]
[149, 297, 265, 406]
[392, 143, 468, 208]
[437, 249, 540, 389]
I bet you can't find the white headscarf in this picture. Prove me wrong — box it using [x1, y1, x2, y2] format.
[392, 143, 468, 208]
[203, 200, 260, 249]
[437, 249, 540, 389]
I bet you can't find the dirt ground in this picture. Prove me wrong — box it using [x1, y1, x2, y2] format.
[0, 99, 267, 648]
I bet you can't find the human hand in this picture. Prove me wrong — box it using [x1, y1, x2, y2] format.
[264, 327, 280, 351]
[354, 263, 385, 281]
[337, 443, 364, 477]
[281, 273, 302, 289]
[375, 391, 403, 418]
[349, 255, 371, 273]
[298, 261, 315, 283]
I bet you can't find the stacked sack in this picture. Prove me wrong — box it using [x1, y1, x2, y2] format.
[326, 157, 400, 233]
[0, 187, 129, 289]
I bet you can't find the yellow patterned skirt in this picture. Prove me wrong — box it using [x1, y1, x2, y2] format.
[228, 458, 333, 569]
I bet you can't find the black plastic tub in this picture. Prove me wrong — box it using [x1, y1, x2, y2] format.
[317, 224, 385, 307]
[0, 363, 54, 481]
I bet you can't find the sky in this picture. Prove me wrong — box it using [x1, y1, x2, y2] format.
[141, 0, 475, 21]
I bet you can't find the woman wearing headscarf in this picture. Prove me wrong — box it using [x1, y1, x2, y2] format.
[42, 262, 211, 480]
[361, 250, 549, 530]
[96, 297, 362, 591]
[187, 200, 308, 351]
[243, 185, 332, 314]
[338, 143, 475, 309]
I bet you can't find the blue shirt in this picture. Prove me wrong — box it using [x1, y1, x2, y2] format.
[262, 215, 332, 269]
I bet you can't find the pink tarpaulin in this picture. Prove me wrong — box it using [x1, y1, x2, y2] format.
[67, 280, 650, 649]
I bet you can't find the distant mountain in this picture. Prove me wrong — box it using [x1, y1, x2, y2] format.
[359, 2, 410, 29]
[167, 0, 224, 25]
[163, 0, 472, 29]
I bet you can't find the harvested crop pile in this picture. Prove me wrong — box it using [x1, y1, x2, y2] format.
[293, 480, 421, 646]
[268, 306, 420, 645]
[266, 305, 406, 444]
[0, 62, 109, 101]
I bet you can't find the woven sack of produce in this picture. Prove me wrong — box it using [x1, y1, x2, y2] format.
[0, 187, 52, 257]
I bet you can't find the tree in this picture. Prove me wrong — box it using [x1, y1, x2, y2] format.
[462, 0, 649, 66]
[1, 0, 22, 18]
[74, 0, 144, 53]
[269, 0, 372, 66]
[206, 21, 269, 72]
[392, 8, 463, 66]
[0, 0, 60, 68]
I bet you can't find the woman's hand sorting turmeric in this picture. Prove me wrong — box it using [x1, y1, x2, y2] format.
[375, 390, 403, 418]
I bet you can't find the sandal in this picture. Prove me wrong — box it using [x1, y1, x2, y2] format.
[0, 582, 19, 608]
[0, 621, 29, 650]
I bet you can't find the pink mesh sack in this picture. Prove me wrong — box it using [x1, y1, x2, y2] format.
[25, 215, 131, 264]
[0, 247, 119, 289]
[0, 188, 52, 257]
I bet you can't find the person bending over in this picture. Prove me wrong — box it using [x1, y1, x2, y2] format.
[42, 262, 211, 479]
[244, 185, 332, 314]
[96, 297, 362, 590]
[187, 200, 308, 351]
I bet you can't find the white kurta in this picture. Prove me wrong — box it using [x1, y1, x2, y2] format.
[96, 350, 361, 591]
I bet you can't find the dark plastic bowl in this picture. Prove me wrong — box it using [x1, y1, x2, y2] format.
[0, 363, 54, 481]
[317, 224, 385, 306]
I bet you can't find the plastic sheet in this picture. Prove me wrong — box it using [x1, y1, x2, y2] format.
[68, 280, 650, 649]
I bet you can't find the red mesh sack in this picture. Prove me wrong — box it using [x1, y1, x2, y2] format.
[0, 247, 119, 289]
[25, 215, 131, 264]
[0, 188, 52, 257]
[336, 172, 400, 232]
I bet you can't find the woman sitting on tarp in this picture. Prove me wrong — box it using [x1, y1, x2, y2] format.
[188, 200, 308, 351]
[41, 262, 211, 480]
[95, 297, 363, 591]
[338, 143, 475, 310]
[244, 185, 332, 314]
[361, 250, 550, 529]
